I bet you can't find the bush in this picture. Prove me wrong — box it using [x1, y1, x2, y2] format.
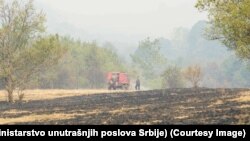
[183, 65, 203, 88]
[162, 66, 185, 88]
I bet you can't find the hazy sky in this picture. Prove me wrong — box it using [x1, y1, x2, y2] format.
[35, 0, 207, 44]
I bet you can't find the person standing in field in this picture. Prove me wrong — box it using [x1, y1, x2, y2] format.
[135, 77, 140, 90]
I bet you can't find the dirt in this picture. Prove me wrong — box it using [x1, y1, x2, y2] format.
[0, 88, 249, 124]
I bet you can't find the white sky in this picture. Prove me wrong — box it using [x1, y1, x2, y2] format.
[35, 0, 207, 41]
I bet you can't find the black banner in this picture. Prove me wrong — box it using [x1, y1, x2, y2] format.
[0, 125, 249, 140]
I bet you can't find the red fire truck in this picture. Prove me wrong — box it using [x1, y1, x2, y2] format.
[107, 72, 130, 90]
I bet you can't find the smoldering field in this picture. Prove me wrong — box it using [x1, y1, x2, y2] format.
[0, 88, 249, 124]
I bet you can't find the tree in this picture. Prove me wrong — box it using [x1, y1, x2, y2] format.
[84, 45, 105, 88]
[130, 37, 168, 88]
[131, 38, 167, 78]
[0, 0, 64, 102]
[34, 35, 66, 89]
[183, 65, 203, 88]
[38, 36, 127, 89]
[196, 0, 250, 59]
[162, 66, 184, 88]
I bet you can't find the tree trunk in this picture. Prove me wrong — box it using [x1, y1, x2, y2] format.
[7, 88, 14, 103]
[5, 76, 15, 103]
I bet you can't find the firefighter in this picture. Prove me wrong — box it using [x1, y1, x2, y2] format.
[110, 73, 118, 90]
[108, 79, 114, 90]
[135, 77, 140, 90]
[109, 76, 116, 90]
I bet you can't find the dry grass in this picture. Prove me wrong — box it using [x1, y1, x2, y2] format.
[230, 91, 250, 102]
[0, 89, 134, 102]
[2, 109, 31, 115]
[0, 89, 249, 124]
[208, 91, 250, 108]
[208, 99, 224, 107]
[0, 113, 74, 124]
[0, 89, 137, 124]
[109, 104, 150, 114]
[237, 105, 250, 109]
[0, 105, 151, 124]
[175, 115, 189, 120]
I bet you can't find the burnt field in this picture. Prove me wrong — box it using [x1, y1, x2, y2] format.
[0, 88, 249, 124]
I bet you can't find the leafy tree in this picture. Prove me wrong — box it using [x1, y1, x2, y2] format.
[130, 38, 168, 88]
[196, 0, 250, 59]
[83, 44, 105, 88]
[131, 38, 167, 78]
[0, 0, 64, 102]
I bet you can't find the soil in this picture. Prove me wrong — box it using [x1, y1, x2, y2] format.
[0, 88, 249, 124]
